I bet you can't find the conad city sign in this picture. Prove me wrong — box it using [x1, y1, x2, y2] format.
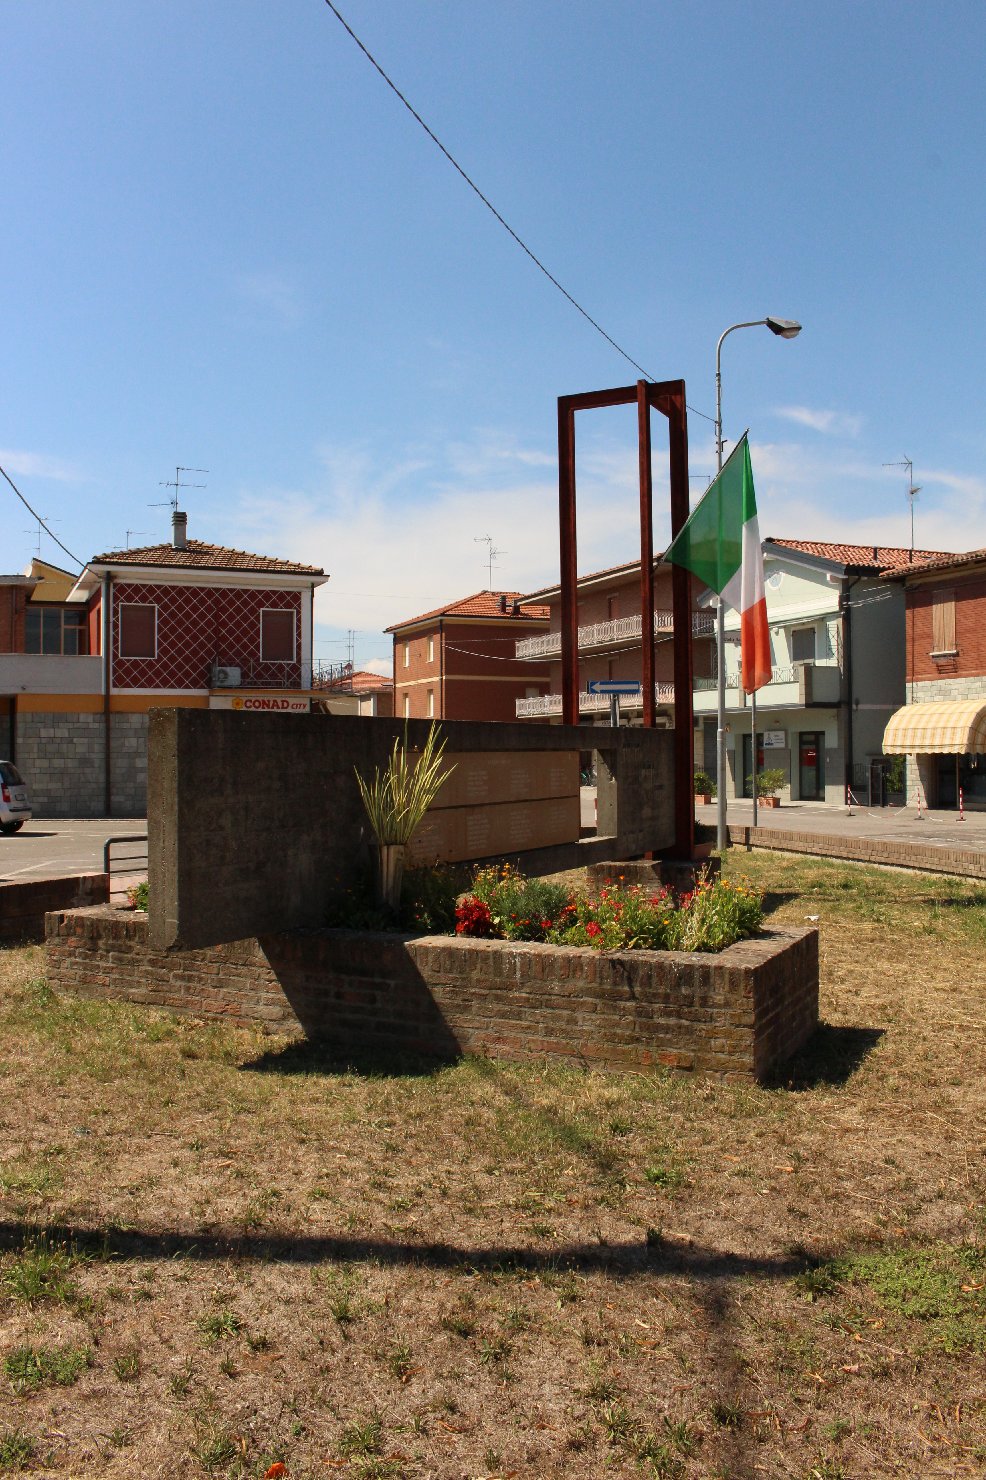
[210, 695, 311, 714]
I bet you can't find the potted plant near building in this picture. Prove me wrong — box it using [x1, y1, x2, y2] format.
[693, 769, 717, 805]
[355, 724, 454, 912]
[753, 767, 786, 808]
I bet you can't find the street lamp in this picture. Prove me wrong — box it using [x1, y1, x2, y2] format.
[713, 316, 802, 850]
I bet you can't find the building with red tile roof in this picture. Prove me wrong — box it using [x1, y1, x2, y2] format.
[880, 548, 986, 811]
[0, 511, 328, 815]
[388, 591, 550, 722]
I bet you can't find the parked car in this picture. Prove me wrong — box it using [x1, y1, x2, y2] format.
[0, 761, 31, 834]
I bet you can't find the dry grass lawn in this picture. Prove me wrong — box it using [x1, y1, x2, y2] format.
[0, 850, 984, 1478]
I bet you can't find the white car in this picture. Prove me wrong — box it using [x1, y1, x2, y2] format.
[0, 761, 31, 834]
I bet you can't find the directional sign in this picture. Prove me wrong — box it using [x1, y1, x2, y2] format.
[586, 679, 642, 696]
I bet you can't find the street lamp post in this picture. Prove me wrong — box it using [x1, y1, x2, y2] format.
[714, 316, 801, 851]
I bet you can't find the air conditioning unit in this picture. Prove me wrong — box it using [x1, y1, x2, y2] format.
[212, 665, 241, 688]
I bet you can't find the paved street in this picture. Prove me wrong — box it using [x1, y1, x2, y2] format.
[697, 799, 986, 854]
[0, 818, 146, 883]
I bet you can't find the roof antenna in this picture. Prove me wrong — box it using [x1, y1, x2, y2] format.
[151, 465, 209, 514]
[22, 516, 58, 557]
[883, 457, 920, 554]
[474, 534, 506, 589]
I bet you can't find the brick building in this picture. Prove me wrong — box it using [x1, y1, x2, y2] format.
[388, 592, 550, 722]
[883, 548, 986, 810]
[515, 559, 715, 726]
[0, 512, 326, 815]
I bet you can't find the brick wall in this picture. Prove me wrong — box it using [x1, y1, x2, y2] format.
[1, 874, 108, 943]
[907, 573, 986, 683]
[45, 908, 818, 1083]
[729, 823, 986, 879]
[0, 584, 30, 653]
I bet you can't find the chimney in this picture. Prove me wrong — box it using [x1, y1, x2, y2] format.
[172, 510, 188, 550]
[512, 600, 521, 616]
[872, 545, 878, 561]
[498, 595, 507, 613]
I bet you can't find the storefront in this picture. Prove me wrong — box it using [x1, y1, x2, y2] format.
[883, 698, 986, 811]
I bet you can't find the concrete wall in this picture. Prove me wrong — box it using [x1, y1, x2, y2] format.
[46, 907, 819, 1083]
[147, 711, 676, 952]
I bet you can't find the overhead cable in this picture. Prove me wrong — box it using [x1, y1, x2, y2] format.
[0, 463, 84, 571]
[321, 1, 716, 427]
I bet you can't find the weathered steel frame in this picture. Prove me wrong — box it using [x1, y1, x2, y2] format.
[557, 378, 694, 858]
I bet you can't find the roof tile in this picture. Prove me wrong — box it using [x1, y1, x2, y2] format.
[91, 539, 324, 576]
[767, 538, 954, 571]
[387, 591, 550, 631]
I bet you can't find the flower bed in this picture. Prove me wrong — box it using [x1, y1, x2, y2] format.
[457, 864, 763, 953]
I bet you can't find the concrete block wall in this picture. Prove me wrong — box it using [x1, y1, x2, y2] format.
[45, 908, 818, 1083]
[14, 711, 148, 817]
[16, 711, 105, 817]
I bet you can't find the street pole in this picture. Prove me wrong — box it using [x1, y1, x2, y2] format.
[713, 316, 801, 851]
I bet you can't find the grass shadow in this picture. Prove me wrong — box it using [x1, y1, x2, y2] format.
[759, 889, 800, 915]
[239, 1035, 451, 1080]
[769, 1022, 885, 1090]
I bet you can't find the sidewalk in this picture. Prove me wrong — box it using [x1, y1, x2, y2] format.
[697, 800, 986, 878]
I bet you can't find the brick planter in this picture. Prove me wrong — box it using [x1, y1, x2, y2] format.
[44, 908, 818, 1082]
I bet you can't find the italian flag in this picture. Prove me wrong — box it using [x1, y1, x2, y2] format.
[665, 432, 772, 692]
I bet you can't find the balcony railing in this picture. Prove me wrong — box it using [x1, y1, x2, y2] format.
[689, 663, 799, 689]
[515, 610, 716, 660]
[516, 684, 675, 719]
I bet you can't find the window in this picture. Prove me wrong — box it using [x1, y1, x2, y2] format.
[428, 636, 434, 662]
[403, 643, 410, 668]
[260, 609, 295, 662]
[791, 625, 816, 663]
[931, 589, 956, 655]
[427, 688, 435, 717]
[119, 604, 157, 659]
[25, 606, 87, 655]
[403, 694, 411, 718]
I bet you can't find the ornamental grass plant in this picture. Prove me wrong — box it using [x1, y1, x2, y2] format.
[354, 723, 454, 846]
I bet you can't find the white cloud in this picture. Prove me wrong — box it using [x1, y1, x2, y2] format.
[0, 449, 82, 482]
[362, 658, 392, 677]
[775, 405, 864, 438]
[219, 427, 986, 668]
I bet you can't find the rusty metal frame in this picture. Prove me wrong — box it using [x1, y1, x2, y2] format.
[557, 379, 694, 858]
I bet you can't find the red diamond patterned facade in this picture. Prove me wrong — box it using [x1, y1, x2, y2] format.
[111, 582, 302, 690]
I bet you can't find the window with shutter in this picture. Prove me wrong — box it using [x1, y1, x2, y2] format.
[260, 609, 295, 661]
[931, 590, 956, 655]
[119, 604, 157, 659]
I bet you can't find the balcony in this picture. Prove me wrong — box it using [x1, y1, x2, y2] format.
[0, 654, 103, 695]
[515, 610, 716, 660]
[516, 684, 675, 719]
[692, 661, 842, 715]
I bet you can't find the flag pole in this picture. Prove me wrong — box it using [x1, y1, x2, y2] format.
[751, 687, 758, 829]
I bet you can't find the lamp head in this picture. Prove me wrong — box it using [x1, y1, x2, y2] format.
[765, 316, 802, 340]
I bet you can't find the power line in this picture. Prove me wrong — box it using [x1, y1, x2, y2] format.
[0, 463, 84, 570]
[321, 1, 716, 428]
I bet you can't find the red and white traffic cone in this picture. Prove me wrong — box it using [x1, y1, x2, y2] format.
[958, 786, 966, 822]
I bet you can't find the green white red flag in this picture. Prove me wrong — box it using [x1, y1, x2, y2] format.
[665, 433, 772, 692]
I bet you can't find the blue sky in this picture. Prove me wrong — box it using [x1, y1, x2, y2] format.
[3, 1, 985, 674]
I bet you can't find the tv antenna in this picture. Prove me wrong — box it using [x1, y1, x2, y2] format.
[474, 534, 506, 588]
[125, 530, 152, 550]
[883, 457, 921, 552]
[151, 465, 209, 513]
[23, 517, 58, 557]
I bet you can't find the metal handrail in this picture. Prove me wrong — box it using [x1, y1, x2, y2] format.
[515, 610, 716, 660]
[103, 834, 149, 902]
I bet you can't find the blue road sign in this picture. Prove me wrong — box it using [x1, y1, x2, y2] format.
[586, 679, 643, 696]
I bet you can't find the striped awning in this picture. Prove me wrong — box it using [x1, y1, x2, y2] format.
[883, 698, 986, 755]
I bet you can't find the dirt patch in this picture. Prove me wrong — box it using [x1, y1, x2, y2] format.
[0, 855, 984, 1477]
